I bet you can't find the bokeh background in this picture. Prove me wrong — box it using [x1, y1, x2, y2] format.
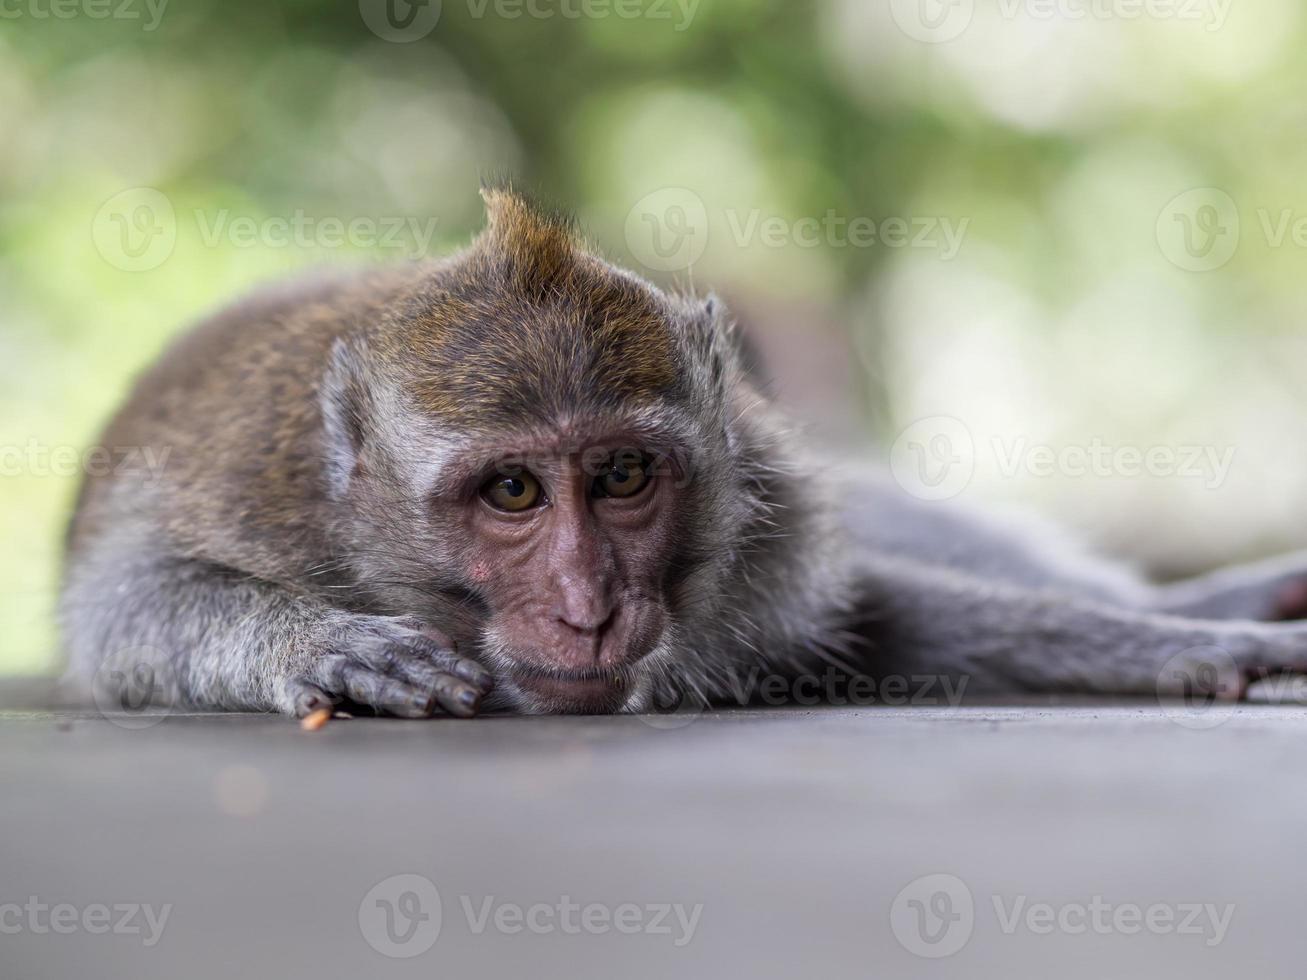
[4, 0, 1307, 674]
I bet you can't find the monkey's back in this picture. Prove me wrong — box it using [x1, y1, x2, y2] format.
[64, 263, 438, 583]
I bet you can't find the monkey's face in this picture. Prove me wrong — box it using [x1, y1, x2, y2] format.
[444, 438, 684, 713]
[325, 189, 763, 713]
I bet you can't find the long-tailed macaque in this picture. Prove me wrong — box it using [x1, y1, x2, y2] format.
[60, 187, 1307, 718]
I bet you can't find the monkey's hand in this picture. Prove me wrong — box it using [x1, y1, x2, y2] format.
[283, 614, 494, 720]
[1153, 550, 1307, 622]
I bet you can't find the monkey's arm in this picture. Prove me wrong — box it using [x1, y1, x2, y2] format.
[852, 554, 1307, 696]
[60, 548, 492, 718]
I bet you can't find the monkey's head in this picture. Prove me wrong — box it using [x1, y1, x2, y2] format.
[321, 188, 802, 713]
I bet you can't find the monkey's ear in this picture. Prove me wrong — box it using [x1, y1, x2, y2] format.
[320, 337, 369, 500]
[696, 293, 769, 392]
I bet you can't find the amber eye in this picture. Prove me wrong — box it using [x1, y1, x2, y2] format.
[593, 452, 651, 499]
[481, 471, 543, 512]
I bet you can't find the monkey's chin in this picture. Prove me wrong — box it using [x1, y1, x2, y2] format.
[501, 668, 648, 715]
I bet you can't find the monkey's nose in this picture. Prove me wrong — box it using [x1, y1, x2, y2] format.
[551, 574, 616, 640]
[557, 605, 615, 638]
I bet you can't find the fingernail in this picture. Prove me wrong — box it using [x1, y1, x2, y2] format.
[458, 688, 479, 709]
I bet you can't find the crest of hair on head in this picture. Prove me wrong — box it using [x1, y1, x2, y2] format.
[475, 185, 587, 303]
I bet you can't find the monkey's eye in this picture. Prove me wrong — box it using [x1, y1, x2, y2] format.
[593, 452, 652, 499]
[481, 471, 543, 512]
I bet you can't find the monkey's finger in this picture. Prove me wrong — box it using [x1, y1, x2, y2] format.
[447, 657, 495, 691]
[400, 636, 495, 692]
[285, 676, 336, 719]
[381, 656, 485, 718]
[333, 660, 437, 719]
[347, 628, 495, 694]
[422, 669, 483, 718]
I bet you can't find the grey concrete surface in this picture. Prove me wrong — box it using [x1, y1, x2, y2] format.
[2, 682, 1306, 979]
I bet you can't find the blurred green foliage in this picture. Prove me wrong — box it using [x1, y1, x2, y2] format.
[5, 0, 1307, 672]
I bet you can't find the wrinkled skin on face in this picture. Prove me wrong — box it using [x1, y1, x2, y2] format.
[451, 439, 679, 711]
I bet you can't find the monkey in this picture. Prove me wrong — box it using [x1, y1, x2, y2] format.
[58, 185, 1307, 720]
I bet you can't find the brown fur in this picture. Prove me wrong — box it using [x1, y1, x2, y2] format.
[403, 188, 678, 424]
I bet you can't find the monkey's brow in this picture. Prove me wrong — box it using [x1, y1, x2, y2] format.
[427, 429, 690, 495]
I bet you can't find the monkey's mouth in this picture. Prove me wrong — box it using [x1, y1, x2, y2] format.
[507, 666, 634, 714]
